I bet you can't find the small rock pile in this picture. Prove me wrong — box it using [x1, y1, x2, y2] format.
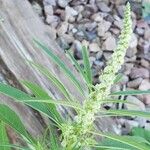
[32, 0, 150, 134]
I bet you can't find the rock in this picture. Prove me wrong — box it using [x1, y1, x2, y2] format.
[46, 15, 60, 27]
[127, 78, 143, 89]
[84, 31, 97, 41]
[114, 20, 123, 29]
[96, 51, 103, 60]
[139, 79, 150, 91]
[57, 37, 69, 50]
[57, 0, 69, 8]
[119, 74, 129, 85]
[124, 63, 134, 75]
[44, 5, 53, 16]
[135, 27, 144, 36]
[130, 68, 150, 79]
[97, 20, 111, 37]
[141, 59, 150, 68]
[144, 28, 150, 40]
[139, 79, 150, 105]
[125, 95, 145, 111]
[97, 2, 111, 12]
[61, 34, 74, 44]
[103, 35, 116, 51]
[65, 6, 78, 21]
[74, 31, 85, 41]
[126, 47, 137, 58]
[103, 52, 112, 61]
[57, 22, 69, 35]
[43, 0, 56, 6]
[84, 22, 97, 31]
[129, 34, 138, 48]
[91, 13, 103, 22]
[89, 43, 101, 52]
[74, 40, 83, 59]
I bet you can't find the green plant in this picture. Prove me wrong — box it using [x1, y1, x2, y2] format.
[0, 2, 150, 150]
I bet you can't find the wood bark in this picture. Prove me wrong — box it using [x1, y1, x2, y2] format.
[0, 0, 118, 137]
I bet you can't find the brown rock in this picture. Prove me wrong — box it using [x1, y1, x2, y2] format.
[103, 35, 116, 51]
[130, 68, 150, 79]
[127, 78, 143, 89]
[89, 43, 101, 52]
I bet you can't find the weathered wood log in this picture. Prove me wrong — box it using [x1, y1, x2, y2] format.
[0, 0, 118, 137]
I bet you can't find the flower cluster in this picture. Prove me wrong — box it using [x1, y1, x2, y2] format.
[61, 2, 132, 149]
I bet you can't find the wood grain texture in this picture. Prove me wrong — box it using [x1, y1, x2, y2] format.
[0, 0, 118, 137]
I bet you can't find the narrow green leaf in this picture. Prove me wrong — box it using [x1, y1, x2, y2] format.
[29, 62, 73, 101]
[113, 74, 123, 84]
[89, 131, 150, 150]
[0, 105, 30, 141]
[132, 127, 150, 143]
[98, 109, 150, 118]
[0, 122, 11, 150]
[21, 81, 63, 125]
[0, 83, 63, 125]
[21, 80, 50, 98]
[111, 90, 150, 96]
[66, 50, 88, 84]
[49, 127, 62, 150]
[82, 46, 92, 85]
[33, 39, 84, 95]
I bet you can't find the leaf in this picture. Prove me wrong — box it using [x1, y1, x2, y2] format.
[81, 46, 92, 85]
[21, 80, 50, 98]
[0, 83, 63, 125]
[113, 74, 123, 84]
[29, 62, 73, 101]
[0, 105, 30, 141]
[20, 99, 82, 111]
[66, 50, 88, 85]
[49, 126, 62, 150]
[33, 39, 84, 95]
[0, 122, 11, 150]
[132, 127, 150, 143]
[89, 131, 150, 150]
[98, 109, 150, 118]
[111, 90, 150, 96]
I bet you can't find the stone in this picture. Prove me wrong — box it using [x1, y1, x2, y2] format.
[43, 0, 56, 6]
[135, 27, 144, 36]
[65, 6, 78, 21]
[114, 20, 123, 29]
[82, 40, 89, 48]
[97, 20, 111, 37]
[126, 47, 137, 58]
[91, 13, 103, 22]
[89, 43, 101, 52]
[130, 68, 150, 79]
[57, 0, 69, 8]
[61, 34, 74, 44]
[57, 37, 69, 50]
[103, 52, 112, 61]
[139, 79, 150, 105]
[96, 51, 103, 60]
[97, 2, 111, 12]
[141, 59, 150, 68]
[129, 34, 138, 48]
[46, 15, 60, 27]
[124, 63, 134, 75]
[44, 5, 53, 16]
[103, 35, 116, 51]
[127, 78, 143, 89]
[125, 96, 145, 111]
[119, 74, 129, 85]
[57, 22, 69, 35]
[139, 79, 150, 90]
[144, 28, 150, 40]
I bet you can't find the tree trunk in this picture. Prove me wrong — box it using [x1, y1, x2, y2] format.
[0, 0, 118, 137]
